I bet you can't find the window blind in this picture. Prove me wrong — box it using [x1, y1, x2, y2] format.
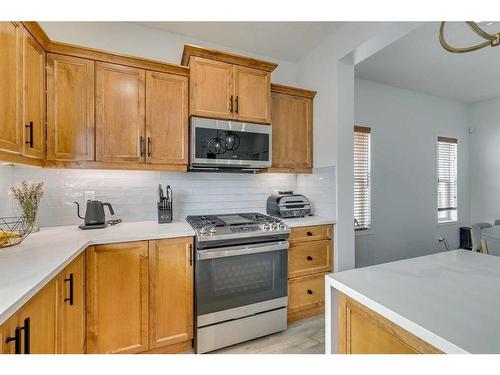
[437, 136, 458, 223]
[354, 126, 371, 230]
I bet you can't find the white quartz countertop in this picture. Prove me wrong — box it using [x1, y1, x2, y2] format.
[0, 214, 334, 326]
[326, 250, 500, 354]
[279, 215, 336, 228]
[0, 221, 195, 325]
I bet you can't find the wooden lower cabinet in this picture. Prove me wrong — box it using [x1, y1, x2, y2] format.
[338, 293, 442, 354]
[287, 224, 333, 322]
[2, 279, 59, 354]
[149, 237, 194, 350]
[86, 242, 149, 354]
[57, 253, 86, 354]
[86, 238, 194, 354]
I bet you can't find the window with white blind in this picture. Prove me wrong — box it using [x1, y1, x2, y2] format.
[437, 136, 458, 223]
[354, 126, 371, 230]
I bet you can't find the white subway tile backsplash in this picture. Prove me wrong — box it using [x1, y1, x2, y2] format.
[0, 164, 336, 227]
[297, 166, 337, 219]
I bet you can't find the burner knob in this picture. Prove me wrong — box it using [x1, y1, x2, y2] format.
[209, 226, 217, 235]
[278, 222, 286, 230]
[272, 222, 279, 230]
[263, 223, 271, 231]
[200, 226, 208, 234]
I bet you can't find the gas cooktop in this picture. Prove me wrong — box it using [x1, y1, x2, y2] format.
[186, 212, 289, 246]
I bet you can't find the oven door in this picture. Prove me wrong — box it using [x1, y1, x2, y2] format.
[196, 241, 288, 326]
[190, 116, 272, 169]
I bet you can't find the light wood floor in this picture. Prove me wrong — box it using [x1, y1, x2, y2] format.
[208, 315, 325, 354]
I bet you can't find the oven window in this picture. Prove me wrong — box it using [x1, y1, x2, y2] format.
[195, 128, 270, 161]
[196, 249, 287, 316]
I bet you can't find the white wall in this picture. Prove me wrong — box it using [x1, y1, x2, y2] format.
[39, 22, 299, 86]
[354, 78, 471, 267]
[297, 22, 392, 271]
[469, 97, 500, 224]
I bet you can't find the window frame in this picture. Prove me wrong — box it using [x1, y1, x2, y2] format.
[436, 136, 458, 225]
[354, 125, 372, 231]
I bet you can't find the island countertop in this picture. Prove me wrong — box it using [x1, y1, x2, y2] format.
[326, 250, 500, 354]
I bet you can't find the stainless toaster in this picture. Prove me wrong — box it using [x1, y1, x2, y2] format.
[266, 191, 312, 218]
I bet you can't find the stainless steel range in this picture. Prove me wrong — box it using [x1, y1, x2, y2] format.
[186, 213, 290, 353]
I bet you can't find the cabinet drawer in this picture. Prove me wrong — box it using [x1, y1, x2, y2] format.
[289, 240, 332, 278]
[288, 273, 325, 315]
[289, 224, 332, 243]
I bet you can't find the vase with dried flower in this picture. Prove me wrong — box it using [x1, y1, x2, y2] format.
[10, 181, 44, 233]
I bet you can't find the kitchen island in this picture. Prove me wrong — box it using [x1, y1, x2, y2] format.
[325, 250, 500, 354]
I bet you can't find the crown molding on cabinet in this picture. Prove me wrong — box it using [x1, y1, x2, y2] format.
[271, 83, 317, 99]
[22, 21, 51, 49]
[47, 41, 190, 77]
[22, 22, 190, 77]
[181, 44, 278, 72]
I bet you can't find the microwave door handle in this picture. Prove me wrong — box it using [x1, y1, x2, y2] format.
[197, 241, 289, 260]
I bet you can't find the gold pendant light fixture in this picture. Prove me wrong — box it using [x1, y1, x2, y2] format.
[439, 21, 500, 53]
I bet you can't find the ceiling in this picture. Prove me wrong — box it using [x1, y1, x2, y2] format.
[135, 22, 343, 62]
[356, 22, 500, 104]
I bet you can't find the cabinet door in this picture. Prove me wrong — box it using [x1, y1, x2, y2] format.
[234, 66, 271, 124]
[95, 62, 145, 163]
[16, 279, 58, 354]
[0, 22, 22, 154]
[22, 30, 46, 159]
[47, 54, 94, 161]
[146, 71, 188, 165]
[86, 242, 149, 354]
[271, 92, 312, 169]
[149, 237, 193, 350]
[1, 316, 17, 354]
[189, 56, 233, 120]
[58, 254, 85, 354]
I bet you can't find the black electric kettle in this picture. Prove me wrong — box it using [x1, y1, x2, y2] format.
[74, 200, 114, 230]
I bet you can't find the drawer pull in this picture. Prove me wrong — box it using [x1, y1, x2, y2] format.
[307, 289, 313, 295]
[307, 255, 313, 261]
[306, 231, 313, 236]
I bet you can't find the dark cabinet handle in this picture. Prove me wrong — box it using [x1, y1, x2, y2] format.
[25, 121, 33, 148]
[235, 96, 239, 114]
[5, 326, 21, 354]
[20, 318, 30, 354]
[307, 231, 313, 236]
[229, 95, 233, 113]
[140, 136, 144, 157]
[189, 244, 193, 266]
[64, 273, 74, 305]
[307, 289, 313, 295]
[147, 137, 152, 158]
[307, 255, 313, 261]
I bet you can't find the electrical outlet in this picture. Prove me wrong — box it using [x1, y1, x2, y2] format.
[84, 191, 95, 202]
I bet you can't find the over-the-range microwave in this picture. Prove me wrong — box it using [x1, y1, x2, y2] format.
[189, 116, 272, 172]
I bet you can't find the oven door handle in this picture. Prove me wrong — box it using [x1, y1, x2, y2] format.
[197, 241, 289, 260]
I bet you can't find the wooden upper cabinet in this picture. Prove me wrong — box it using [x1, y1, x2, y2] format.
[22, 30, 46, 159]
[57, 253, 85, 354]
[86, 242, 149, 354]
[189, 56, 233, 120]
[234, 66, 271, 124]
[270, 84, 316, 172]
[0, 22, 22, 154]
[95, 62, 145, 163]
[146, 71, 188, 165]
[47, 54, 94, 161]
[149, 237, 194, 350]
[183, 45, 277, 124]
